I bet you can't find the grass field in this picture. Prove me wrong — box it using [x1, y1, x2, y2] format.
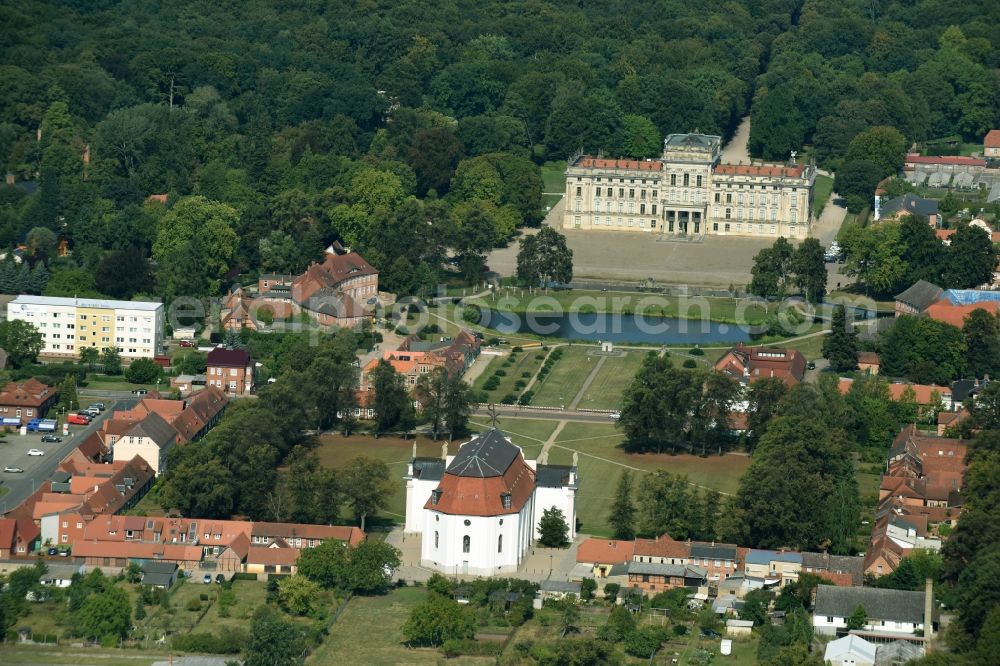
[468, 289, 772, 325]
[778, 332, 827, 360]
[0, 647, 165, 666]
[541, 160, 567, 193]
[576, 350, 649, 410]
[309, 586, 493, 666]
[315, 419, 558, 520]
[813, 174, 834, 215]
[531, 347, 602, 408]
[472, 348, 548, 401]
[544, 421, 752, 536]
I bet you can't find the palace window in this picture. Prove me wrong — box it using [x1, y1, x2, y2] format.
[628, 189, 635, 198]
[683, 174, 689, 186]
[696, 175, 703, 187]
[651, 205, 657, 215]
[463, 535, 470, 553]
[714, 193, 720, 203]
[725, 223, 730, 232]
[619, 188, 625, 197]
[639, 204, 646, 214]
[725, 208, 731, 219]
[595, 187, 601, 197]
[713, 223, 719, 231]
[670, 174, 677, 186]
[501, 493, 512, 510]
[726, 193, 732, 203]
[576, 187, 581, 196]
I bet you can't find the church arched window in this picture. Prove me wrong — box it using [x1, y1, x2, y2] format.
[463, 535, 470, 553]
[434, 531, 439, 549]
[498, 535, 503, 553]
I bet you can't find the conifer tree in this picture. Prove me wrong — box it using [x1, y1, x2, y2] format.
[608, 471, 636, 540]
[822, 305, 858, 372]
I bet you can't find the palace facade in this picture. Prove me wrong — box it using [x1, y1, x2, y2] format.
[562, 133, 816, 239]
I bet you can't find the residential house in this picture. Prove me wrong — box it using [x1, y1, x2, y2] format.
[812, 585, 934, 638]
[743, 550, 802, 586]
[824, 634, 877, 666]
[837, 378, 952, 411]
[206, 347, 254, 395]
[250, 522, 364, 549]
[244, 544, 300, 578]
[894, 281, 943, 317]
[0, 517, 40, 558]
[292, 250, 378, 327]
[361, 329, 481, 392]
[110, 412, 179, 476]
[984, 130, 1000, 159]
[0, 378, 57, 425]
[101, 387, 228, 449]
[951, 377, 990, 410]
[924, 297, 1000, 329]
[937, 408, 970, 435]
[800, 552, 864, 586]
[72, 540, 205, 569]
[689, 541, 740, 581]
[857, 352, 880, 375]
[876, 194, 939, 227]
[141, 561, 179, 589]
[714, 344, 806, 386]
[40, 563, 86, 588]
[632, 534, 691, 566]
[627, 561, 707, 595]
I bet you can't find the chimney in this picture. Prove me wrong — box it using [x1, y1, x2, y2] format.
[924, 577, 935, 649]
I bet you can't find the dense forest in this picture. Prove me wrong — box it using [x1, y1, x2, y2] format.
[4, 0, 995, 299]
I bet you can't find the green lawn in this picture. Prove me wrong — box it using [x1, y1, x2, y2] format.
[544, 421, 751, 536]
[81, 374, 159, 393]
[531, 347, 602, 408]
[576, 350, 649, 410]
[472, 348, 548, 401]
[0, 647, 164, 666]
[541, 160, 567, 193]
[542, 193, 563, 211]
[778, 333, 827, 360]
[469, 290, 772, 326]
[309, 586, 493, 666]
[813, 174, 834, 216]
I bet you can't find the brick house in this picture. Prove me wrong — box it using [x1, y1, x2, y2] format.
[0, 518, 41, 558]
[714, 344, 806, 386]
[206, 347, 254, 395]
[627, 561, 707, 594]
[110, 413, 180, 476]
[984, 129, 1000, 159]
[292, 250, 378, 327]
[0, 378, 58, 425]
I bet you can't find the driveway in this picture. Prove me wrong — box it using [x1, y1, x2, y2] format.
[0, 400, 133, 513]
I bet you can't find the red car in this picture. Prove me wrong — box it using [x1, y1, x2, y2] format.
[67, 413, 91, 425]
[178, 340, 195, 348]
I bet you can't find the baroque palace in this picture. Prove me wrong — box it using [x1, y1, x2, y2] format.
[562, 133, 817, 239]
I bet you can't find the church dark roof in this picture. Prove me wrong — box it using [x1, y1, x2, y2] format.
[895, 280, 943, 312]
[412, 457, 445, 481]
[446, 429, 520, 478]
[537, 465, 573, 488]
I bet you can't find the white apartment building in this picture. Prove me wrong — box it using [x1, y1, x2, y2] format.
[7, 295, 164, 362]
[563, 132, 816, 239]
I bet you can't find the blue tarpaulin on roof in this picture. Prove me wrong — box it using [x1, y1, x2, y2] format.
[944, 289, 1000, 305]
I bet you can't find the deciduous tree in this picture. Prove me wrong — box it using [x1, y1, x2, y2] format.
[537, 506, 570, 547]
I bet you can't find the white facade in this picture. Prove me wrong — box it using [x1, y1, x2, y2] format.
[813, 614, 925, 637]
[404, 431, 578, 577]
[823, 635, 877, 666]
[113, 437, 170, 476]
[7, 295, 165, 362]
[420, 497, 535, 576]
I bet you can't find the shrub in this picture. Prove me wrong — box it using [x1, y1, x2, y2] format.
[682, 359, 697, 368]
[689, 347, 704, 356]
[624, 626, 668, 658]
[518, 391, 534, 405]
[124, 357, 163, 384]
[604, 583, 621, 602]
[521, 372, 532, 378]
[494, 369, 506, 377]
[171, 629, 248, 654]
[500, 393, 518, 404]
[672, 624, 689, 636]
[482, 377, 500, 391]
[512, 346, 523, 352]
[199, 593, 209, 601]
[513, 380, 526, 389]
[535, 354, 545, 360]
[443, 638, 499, 657]
[185, 598, 202, 611]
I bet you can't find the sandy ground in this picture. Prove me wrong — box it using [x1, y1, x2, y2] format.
[722, 116, 752, 165]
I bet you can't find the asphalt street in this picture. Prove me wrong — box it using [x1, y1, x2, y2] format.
[0, 397, 137, 514]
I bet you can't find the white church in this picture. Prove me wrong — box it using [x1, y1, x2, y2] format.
[404, 428, 579, 576]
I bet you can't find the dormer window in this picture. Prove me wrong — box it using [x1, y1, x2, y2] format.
[501, 492, 512, 510]
[431, 489, 442, 506]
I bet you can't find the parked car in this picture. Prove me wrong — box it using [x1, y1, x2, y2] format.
[178, 340, 195, 348]
[806, 361, 816, 370]
[3, 465, 24, 473]
[87, 403, 105, 412]
[59, 549, 70, 557]
[81, 408, 100, 418]
[27, 448, 45, 456]
[47, 547, 58, 556]
[132, 388, 148, 395]
[202, 574, 212, 584]
[40, 434, 62, 443]
[67, 413, 91, 425]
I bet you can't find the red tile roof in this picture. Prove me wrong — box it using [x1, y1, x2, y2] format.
[426, 453, 536, 517]
[857, 352, 880, 366]
[576, 538, 635, 564]
[905, 154, 986, 167]
[574, 156, 663, 171]
[935, 228, 1000, 243]
[633, 535, 691, 559]
[925, 298, 1000, 328]
[986, 130, 1000, 149]
[247, 545, 301, 566]
[0, 518, 15, 550]
[713, 163, 807, 178]
[250, 523, 364, 546]
[0, 378, 55, 408]
[73, 539, 204, 563]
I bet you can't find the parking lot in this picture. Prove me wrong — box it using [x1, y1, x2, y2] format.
[0, 402, 124, 513]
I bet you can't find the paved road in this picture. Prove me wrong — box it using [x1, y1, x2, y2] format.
[721, 116, 752, 165]
[0, 399, 135, 514]
[473, 404, 615, 424]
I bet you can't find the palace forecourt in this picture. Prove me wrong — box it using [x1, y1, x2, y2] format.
[563, 133, 817, 239]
